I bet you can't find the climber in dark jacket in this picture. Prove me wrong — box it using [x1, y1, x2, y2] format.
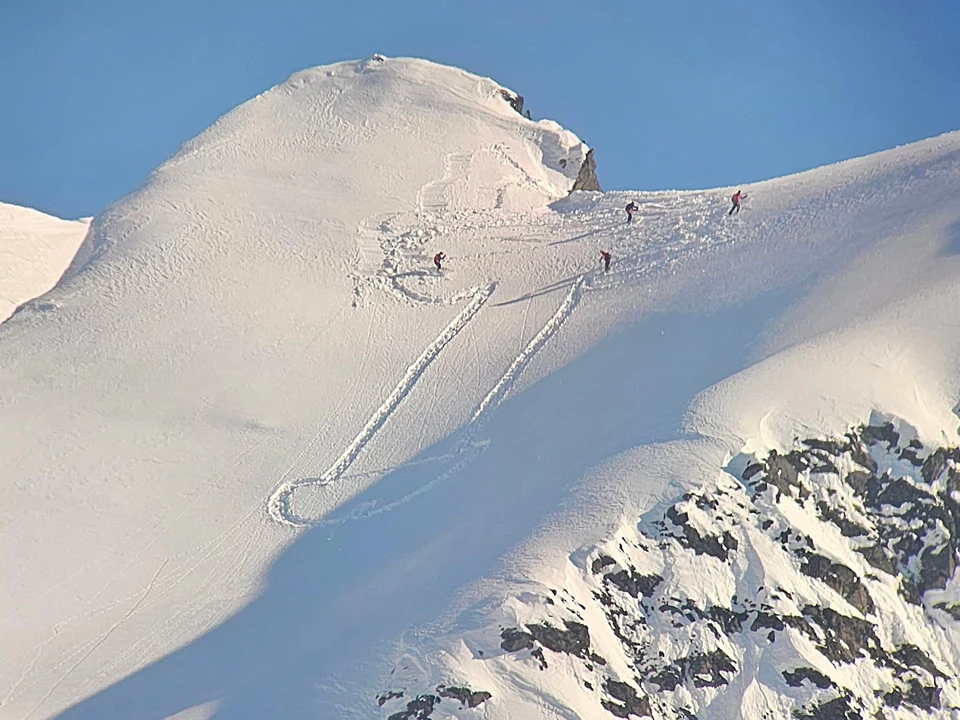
[728, 190, 743, 215]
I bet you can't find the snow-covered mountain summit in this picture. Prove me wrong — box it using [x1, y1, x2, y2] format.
[2, 56, 960, 720]
[0, 202, 88, 323]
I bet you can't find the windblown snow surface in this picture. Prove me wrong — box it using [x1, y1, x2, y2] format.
[3, 56, 960, 720]
[0, 203, 89, 323]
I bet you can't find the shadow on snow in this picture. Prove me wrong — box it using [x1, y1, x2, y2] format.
[53, 290, 790, 720]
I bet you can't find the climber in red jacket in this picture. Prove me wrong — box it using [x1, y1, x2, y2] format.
[728, 190, 743, 216]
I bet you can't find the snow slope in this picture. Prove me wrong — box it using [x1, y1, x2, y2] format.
[0, 203, 89, 323]
[2, 56, 960, 720]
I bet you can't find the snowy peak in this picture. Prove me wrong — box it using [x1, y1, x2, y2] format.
[62, 55, 590, 313]
[0, 202, 89, 323]
[157, 54, 586, 212]
[5, 53, 960, 720]
[1, 56, 600, 720]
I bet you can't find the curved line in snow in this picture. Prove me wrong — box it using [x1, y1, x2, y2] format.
[268, 282, 496, 527]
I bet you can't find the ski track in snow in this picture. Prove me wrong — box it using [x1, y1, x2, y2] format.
[270, 193, 737, 529]
[267, 282, 496, 527]
[470, 275, 584, 423]
[18, 559, 169, 720]
[314, 275, 585, 528]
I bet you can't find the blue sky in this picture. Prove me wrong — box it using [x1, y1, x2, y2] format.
[2, 1, 958, 218]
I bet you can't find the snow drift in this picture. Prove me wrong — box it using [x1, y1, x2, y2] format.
[2, 55, 960, 720]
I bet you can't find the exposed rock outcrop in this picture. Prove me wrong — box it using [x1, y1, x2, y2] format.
[386, 694, 438, 720]
[378, 683, 492, 719]
[570, 148, 601, 192]
[437, 685, 492, 709]
[500, 620, 606, 668]
[601, 679, 652, 718]
[499, 88, 524, 115]
[783, 667, 835, 689]
[382, 418, 960, 719]
[794, 694, 859, 720]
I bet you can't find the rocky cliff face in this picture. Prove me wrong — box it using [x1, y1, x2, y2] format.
[571, 148, 601, 192]
[499, 88, 525, 116]
[377, 419, 960, 719]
